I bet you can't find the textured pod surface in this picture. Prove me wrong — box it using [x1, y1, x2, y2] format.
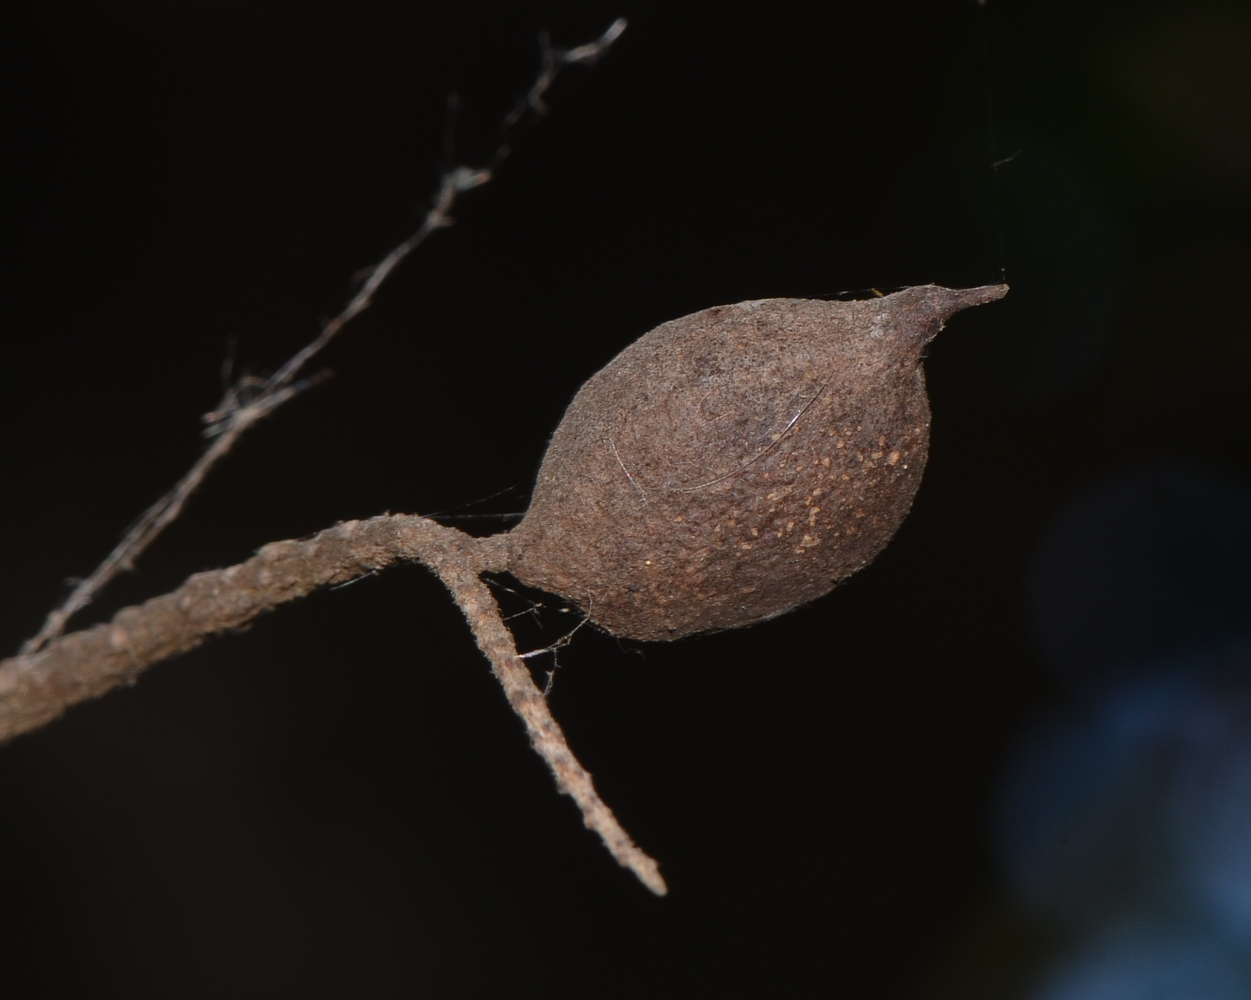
[507, 284, 1007, 640]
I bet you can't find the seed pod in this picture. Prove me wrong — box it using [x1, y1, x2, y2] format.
[507, 284, 1007, 640]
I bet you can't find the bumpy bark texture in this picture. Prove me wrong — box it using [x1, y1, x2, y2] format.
[507, 284, 1007, 640]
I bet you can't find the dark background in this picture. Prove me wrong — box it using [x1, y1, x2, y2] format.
[3, 2, 1248, 996]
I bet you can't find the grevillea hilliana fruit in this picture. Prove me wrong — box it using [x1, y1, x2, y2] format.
[506, 284, 1007, 640]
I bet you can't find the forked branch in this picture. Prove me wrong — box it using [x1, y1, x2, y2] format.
[0, 516, 666, 895]
[5, 18, 663, 895]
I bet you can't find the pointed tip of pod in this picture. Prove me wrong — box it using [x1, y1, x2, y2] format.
[907, 281, 1009, 317]
[882, 282, 1008, 354]
[942, 282, 1010, 310]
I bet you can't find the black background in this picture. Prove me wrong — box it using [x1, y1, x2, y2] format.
[3, 2, 1248, 996]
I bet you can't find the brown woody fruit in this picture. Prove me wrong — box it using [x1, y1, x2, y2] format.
[506, 284, 1007, 640]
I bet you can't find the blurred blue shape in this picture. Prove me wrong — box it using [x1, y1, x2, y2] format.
[1001, 458, 1251, 995]
[1026, 462, 1251, 686]
[997, 650, 1251, 943]
[995, 669, 1208, 926]
[1027, 923, 1251, 1000]
[1164, 678, 1251, 949]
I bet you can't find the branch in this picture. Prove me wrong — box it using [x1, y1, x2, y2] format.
[431, 555, 667, 896]
[21, 17, 628, 656]
[0, 515, 666, 895]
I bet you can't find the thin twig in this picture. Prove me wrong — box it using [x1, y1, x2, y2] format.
[21, 17, 627, 656]
[0, 515, 666, 895]
[431, 560, 666, 895]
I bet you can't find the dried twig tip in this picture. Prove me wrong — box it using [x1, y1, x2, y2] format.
[561, 18, 628, 64]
